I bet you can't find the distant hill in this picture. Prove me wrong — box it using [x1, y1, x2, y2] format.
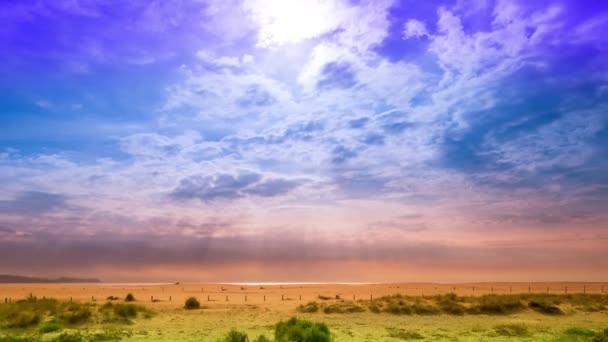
[0, 274, 101, 283]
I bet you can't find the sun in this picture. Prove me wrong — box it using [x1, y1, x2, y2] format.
[245, 0, 342, 48]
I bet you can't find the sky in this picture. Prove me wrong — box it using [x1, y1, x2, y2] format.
[0, 0, 607, 283]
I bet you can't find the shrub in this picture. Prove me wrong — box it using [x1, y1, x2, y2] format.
[410, 304, 440, 315]
[6, 311, 41, 328]
[252, 336, 270, 342]
[297, 302, 319, 313]
[528, 301, 564, 315]
[275, 317, 331, 342]
[98, 302, 154, 323]
[385, 302, 412, 315]
[224, 330, 249, 342]
[467, 295, 524, 315]
[57, 305, 91, 325]
[124, 294, 135, 302]
[106, 296, 119, 301]
[438, 300, 466, 315]
[40, 322, 62, 333]
[184, 297, 201, 310]
[113, 304, 138, 318]
[368, 303, 381, 313]
[317, 295, 332, 301]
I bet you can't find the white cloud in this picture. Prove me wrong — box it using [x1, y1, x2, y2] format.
[403, 19, 429, 39]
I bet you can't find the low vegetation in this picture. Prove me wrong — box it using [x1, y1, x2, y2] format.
[0, 296, 153, 341]
[184, 297, 201, 310]
[216, 317, 331, 342]
[297, 301, 364, 314]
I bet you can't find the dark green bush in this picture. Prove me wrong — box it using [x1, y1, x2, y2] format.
[275, 317, 331, 342]
[184, 297, 200, 310]
[252, 335, 271, 342]
[124, 294, 135, 302]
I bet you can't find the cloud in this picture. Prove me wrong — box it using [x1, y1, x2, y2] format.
[0, 191, 69, 215]
[403, 19, 429, 39]
[171, 171, 304, 201]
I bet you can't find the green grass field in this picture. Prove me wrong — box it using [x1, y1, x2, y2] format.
[1, 293, 608, 341]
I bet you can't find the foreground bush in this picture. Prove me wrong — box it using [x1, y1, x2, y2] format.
[184, 297, 201, 310]
[275, 317, 331, 342]
[224, 329, 249, 342]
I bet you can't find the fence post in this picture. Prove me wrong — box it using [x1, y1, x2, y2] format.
[264, 295, 266, 302]
[208, 295, 210, 302]
[170, 296, 172, 301]
[528, 285, 531, 293]
[151, 296, 153, 302]
[281, 295, 284, 301]
[226, 295, 228, 302]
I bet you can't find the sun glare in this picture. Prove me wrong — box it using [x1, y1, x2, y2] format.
[246, 0, 342, 47]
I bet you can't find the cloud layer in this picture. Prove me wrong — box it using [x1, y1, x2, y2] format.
[0, 0, 607, 281]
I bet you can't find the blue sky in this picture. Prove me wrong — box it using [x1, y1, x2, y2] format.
[0, 0, 607, 282]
